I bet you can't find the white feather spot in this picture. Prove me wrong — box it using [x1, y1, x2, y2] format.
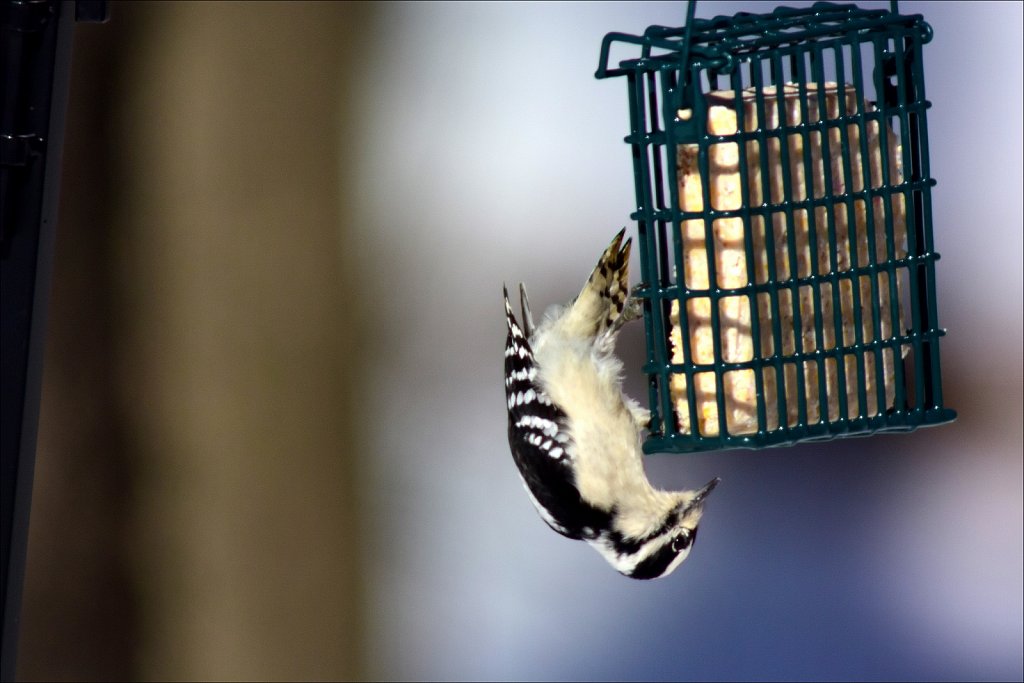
[507, 367, 534, 382]
[515, 415, 558, 436]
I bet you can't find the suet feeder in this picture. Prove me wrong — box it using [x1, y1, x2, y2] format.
[596, 1, 956, 454]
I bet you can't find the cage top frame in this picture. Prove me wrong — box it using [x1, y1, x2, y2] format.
[596, 2, 930, 83]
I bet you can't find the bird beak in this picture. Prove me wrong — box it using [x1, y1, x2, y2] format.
[682, 477, 720, 515]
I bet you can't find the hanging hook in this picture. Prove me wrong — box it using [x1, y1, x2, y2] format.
[673, 0, 699, 113]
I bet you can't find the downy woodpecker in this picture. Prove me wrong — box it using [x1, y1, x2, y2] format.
[504, 229, 719, 579]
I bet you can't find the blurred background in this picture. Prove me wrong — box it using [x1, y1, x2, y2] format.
[15, 1, 1022, 680]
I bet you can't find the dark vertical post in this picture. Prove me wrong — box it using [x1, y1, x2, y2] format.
[1, 2, 106, 679]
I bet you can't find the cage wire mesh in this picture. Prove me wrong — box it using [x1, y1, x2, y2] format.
[596, 1, 956, 454]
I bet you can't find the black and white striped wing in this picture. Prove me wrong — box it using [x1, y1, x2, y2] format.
[503, 287, 609, 540]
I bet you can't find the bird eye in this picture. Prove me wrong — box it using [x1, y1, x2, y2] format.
[671, 529, 694, 552]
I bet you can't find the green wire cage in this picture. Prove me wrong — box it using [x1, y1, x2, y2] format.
[596, 1, 956, 454]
